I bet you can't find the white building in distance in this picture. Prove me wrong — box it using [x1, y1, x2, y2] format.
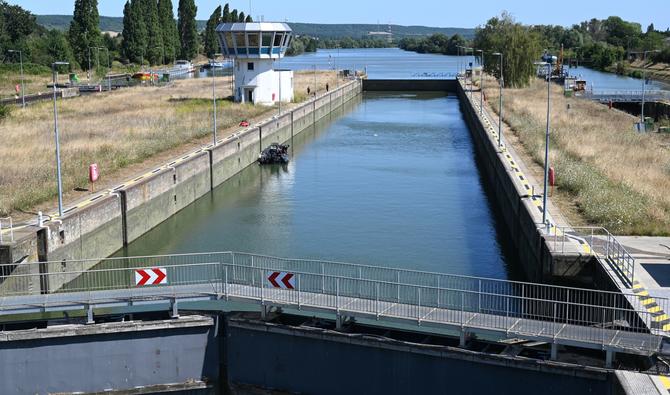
[216, 22, 294, 105]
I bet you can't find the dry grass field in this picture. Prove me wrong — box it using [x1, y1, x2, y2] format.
[0, 70, 340, 216]
[482, 76, 670, 235]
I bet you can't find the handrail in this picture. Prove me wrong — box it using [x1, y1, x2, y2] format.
[0, 253, 662, 353]
[549, 226, 636, 286]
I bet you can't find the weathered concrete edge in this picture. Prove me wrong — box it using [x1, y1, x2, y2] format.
[0, 315, 215, 342]
[456, 81, 590, 282]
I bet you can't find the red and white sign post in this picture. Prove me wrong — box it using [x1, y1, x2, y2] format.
[135, 267, 168, 286]
[89, 163, 99, 192]
[267, 271, 295, 289]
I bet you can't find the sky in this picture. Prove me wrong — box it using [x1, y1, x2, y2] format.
[7, 0, 670, 30]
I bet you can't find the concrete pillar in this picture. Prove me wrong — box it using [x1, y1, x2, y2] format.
[459, 331, 467, 347]
[550, 343, 558, 360]
[260, 304, 268, 320]
[170, 298, 179, 319]
[605, 350, 614, 368]
[335, 314, 343, 330]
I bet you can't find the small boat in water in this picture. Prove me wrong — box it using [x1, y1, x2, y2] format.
[171, 60, 195, 75]
[203, 59, 232, 69]
[258, 143, 290, 165]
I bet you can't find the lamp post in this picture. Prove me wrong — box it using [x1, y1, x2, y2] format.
[467, 47, 474, 98]
[52, 61, 69, 217]
[641, 50, 660, 130]
[8, 50, 25, 108]
[493, 52, 503, 148]
[457, 46, 463, 77]
[476, 49, 484, 115]
[96, 47, 111, 91]
[212, 53, 221, 145]
[534, 61, 552, 229]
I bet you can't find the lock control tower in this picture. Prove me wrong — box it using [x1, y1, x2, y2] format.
[216, 22, 294, 105]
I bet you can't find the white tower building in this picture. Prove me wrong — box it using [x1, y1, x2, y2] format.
[216, 22, 294, 105]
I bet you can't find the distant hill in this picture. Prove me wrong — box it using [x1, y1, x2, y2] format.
[36, 15, 474, 39]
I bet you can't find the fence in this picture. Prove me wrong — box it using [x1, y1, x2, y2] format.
[0, 251, 663, 353]
[549, 227, 635, 286]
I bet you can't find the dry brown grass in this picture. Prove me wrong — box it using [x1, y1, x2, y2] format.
[483, 75, 670, 235]
[0, 71, 340, 216]
[0, 72, 53, 100]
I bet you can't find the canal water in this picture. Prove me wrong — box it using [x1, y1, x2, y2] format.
[117, 91, 519, 280]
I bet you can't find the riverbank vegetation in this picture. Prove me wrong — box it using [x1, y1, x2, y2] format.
[482, 76, 670, 235]
[398, 34, 465, 55]
[0, 71, 339, 216]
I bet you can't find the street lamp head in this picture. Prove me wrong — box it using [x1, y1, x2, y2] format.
[52, 61, 69, 67]
[492, 52, 501, 56]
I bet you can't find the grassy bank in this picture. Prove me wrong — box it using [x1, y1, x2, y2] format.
[0, 70, 340, 216]
[482, 77, 670, 235]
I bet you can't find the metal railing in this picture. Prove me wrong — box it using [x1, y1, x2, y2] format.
[0, 217, 13, 243]
[582, 89, 670, 103]
[549, 227, 635, 286]
[0, 252, 663, 353]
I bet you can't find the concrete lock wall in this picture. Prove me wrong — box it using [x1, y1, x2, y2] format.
[0, 79, 362, 292]
[226, 318, 613, 395]
[0, 316, 219, 394]
[454, 82, 591, 283]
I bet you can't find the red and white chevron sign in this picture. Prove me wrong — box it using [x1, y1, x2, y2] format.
[267, 271, 295, 289]
[135, 267, 168, 286]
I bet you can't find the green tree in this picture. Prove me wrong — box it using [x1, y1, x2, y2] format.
[121, 0, 146, 64]
[222, 4, 230, 23]
[245, 15, 253, 23]
[230, 9, 238, 24]
[203, 5, 221, 58]
[1, 1, 36, 44]
[238, 12, 245, 23]
[28, 29, 75, 67]
[141, 0, 163, 64]
[177, 0, 198, 60]
[474, 12, 542, 88]
[158, 0, 179, 64]
[68, 0, 101, 70]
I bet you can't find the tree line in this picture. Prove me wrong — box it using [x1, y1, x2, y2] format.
[0, 0, 256, 73]
[398, 34, 466, 55]
[399, 12, 669, 88]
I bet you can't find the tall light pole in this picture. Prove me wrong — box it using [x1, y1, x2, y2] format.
[97, 47, 111, 91]
[52, 61, 69, 217]
[8, 50, 25, 108]
[534, 61, 552, 229]
[467, 47, 474, 98]
[457, 46, 463, 77]
[641, 50, 660, 130]
[476, 49, 484, 115]
[493, 52, 503, 148]
[212, 53, 220, 145]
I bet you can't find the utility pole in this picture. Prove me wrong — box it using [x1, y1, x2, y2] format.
[641, 50, 660, 131]
[8, 50, 25, 108]
[477, 49, 483, 115]
[493, 52, 503, 148]
[52, 62, 70, 217]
